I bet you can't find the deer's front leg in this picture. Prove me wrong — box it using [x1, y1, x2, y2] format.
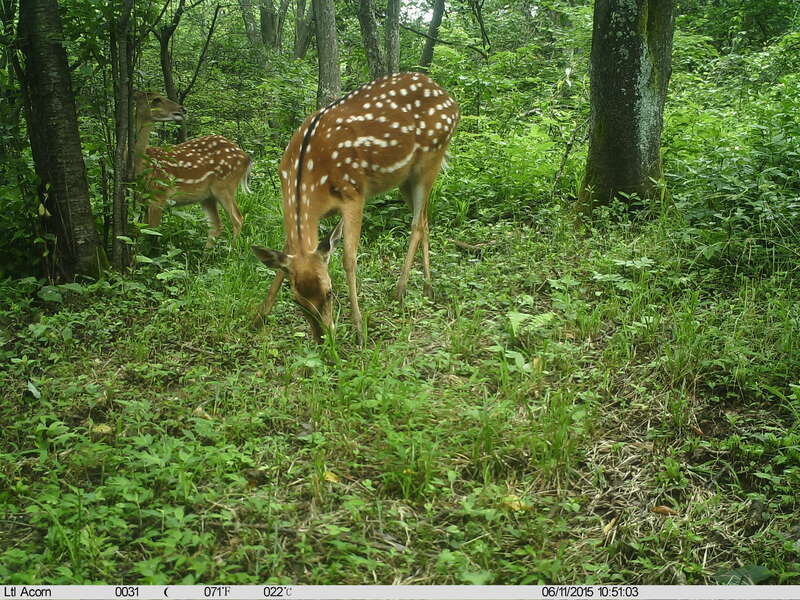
[340, 202, 364, 343]
[252, 270, 285, 329]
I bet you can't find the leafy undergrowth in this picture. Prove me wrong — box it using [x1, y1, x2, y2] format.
[2, 195, 799, 584]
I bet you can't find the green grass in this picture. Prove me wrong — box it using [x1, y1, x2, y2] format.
[2, 183, 799, 584]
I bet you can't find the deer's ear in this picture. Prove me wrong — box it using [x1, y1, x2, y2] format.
[317, 220, 343, 264]
[252, 245, 291, 271]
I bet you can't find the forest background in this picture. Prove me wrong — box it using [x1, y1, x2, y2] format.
[1, 0, 799, 585]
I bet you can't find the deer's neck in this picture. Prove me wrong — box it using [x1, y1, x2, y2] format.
[133, 116, 155, 176]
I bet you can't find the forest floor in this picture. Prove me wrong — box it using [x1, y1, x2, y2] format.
[1, 190, 799, 584]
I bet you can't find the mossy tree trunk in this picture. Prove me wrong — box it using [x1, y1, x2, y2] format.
[18, 0, 107, 279]
[313, 0, 340, 108]
[384, 0, 400, 74]
[357, 0, 386, 80]
[419, 0, 445, 72]
[578, 0, 675, 213]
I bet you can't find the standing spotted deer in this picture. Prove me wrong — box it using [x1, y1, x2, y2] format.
[251, 72, 459, 342]
[133, 91, 251, 246]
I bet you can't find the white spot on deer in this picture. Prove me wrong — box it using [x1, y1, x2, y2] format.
[399, 88, 408, 96]
[364, 102, 371, 109]
[415, 100, 421, 108]
[320, 175, 328, 185]
[307, 159, 314, 170]
[331, 151, 339, 159]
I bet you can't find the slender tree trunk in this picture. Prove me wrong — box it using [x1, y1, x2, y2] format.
[384, 0, 400, 74]
[294, 0, 314, 59]
[157, 29, 187, 141]
[578, 0, 675, 213]
[312, 0, 340, 107]
[111, 0, 135, 269]
[259, 0, 279, 48]
[155, 0, 187, 141]
[275, 0, 291, 49]
[419, 0, 445, 71]
[18, 0, 106, 279]
[357, 0, 385, 80]
[238, 0, 268, 66]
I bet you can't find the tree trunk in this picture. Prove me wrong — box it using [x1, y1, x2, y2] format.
[293, 0, 314, 59]
[110, 0, 135, 269]
[578, 0, 675, 213]
[238, 0, 268, 66]
[18, 0, 106, 279]
[357, 0, 385, 80]
[419, 0, 445, 71]
[384, 0, 400, 74]
[155, 0, 187, 142]
[312, 0, 340, 108]
[157, 28, 188, 142]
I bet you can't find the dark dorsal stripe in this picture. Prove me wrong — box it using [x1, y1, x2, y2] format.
[292, 87, 362, 244]
[294, 111, 324, 242]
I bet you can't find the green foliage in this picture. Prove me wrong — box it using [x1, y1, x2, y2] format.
[2, 0, 800, 586]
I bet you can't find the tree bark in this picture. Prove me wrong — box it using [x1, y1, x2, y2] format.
[110, 0, 135, 269]
[384, 0, 400, 74]
[18, 0, 106, 279]
[293, 0, 314, 59]
[419, 0, 445, 71]
[155, 0, 187, 141]
[357, 0, 385, 80]
[259, 0, 289, 49]
[238, 0, 268, 66]
[578, 0, 675, 213]
[312, 0, 340, 108]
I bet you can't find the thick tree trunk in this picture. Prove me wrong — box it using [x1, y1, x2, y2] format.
[293, 0, 314, 59]
[18, 0, 105, 279]
[578, 0, 675, 213]
[312, 0, 340, 108]
[357, 0, 385, 80]
[419, 0, 445, 71]
[385, 0, 400, 74]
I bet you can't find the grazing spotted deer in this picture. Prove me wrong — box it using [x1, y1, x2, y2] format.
[133, 91, 251, 246]
[251, 72, 459, 342]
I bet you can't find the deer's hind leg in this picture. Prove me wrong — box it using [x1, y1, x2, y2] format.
[201, 197, 223, 247]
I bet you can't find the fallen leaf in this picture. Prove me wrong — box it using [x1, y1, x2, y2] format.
[193, 406, 213, 419]
[323, 471, 340, 483]
[602, 515, 619, 537]
[651, 505, 678, 516]
[501, 494, 529, 512]
[91, 424, 113, 436]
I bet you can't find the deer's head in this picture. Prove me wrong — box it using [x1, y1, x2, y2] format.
[134, 91, 185, 124]
[252, 224, 342, 342]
